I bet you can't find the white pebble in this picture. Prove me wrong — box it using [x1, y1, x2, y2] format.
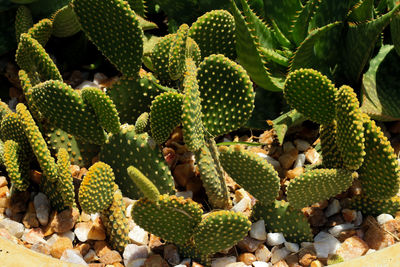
[301, 242, 314, 249]
[366, 249, 376, 255]
[294, 139, 311, 152]
[231, 194, 251, 213]
[74, 222, 90, 242]
[314, 232, 341, 258]
[46, 234, 59, 246]
[211, 256, 236, 267]
[377, 214, 394, 225]
[174, 265, 187, 267]
[293, 153, 306, 168]
[325, 199, 341, 217]
[60, 231, 75, 242]
[123, 244, 148, 266]
[226, 263, 249, 267]
[263, 155, 281, 169]
[126, 258, 147, 267]
[60, 249, 88, 266]
[252, 262, 272, 267]
[354, 211, 363, 227]
[255, 245, 271, 262]
[126, 204, 133, 218]
[250, 220, 267, 240]
[0, 218, 25, 238]
[33, 193, 50, 226]
[128, 225, 148, 245]
[83, 249, 97, 263]
[270, 247, 290, 264]
[328, 223, 355, 237]
[266, 232, 286, 246]
[76, 81, 99, 89]
[284, 242, 299, 253]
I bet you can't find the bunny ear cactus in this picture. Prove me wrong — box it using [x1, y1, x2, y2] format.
[319, 121, 343, 168]
[100, 124, 175, 199]
[73, 0, 143, 77]
[253, 200, 313, 243]
[218, 145, 280, 206]
[287, 169, 357, 209]
[350, 195, 400, 217]
[134, 112, 149, 134]
[55, 148, 75, 208]
[127, 166, 160, 202]
[15, 5, 33, 42]
[4, 140, 30, 191]
[188, 9, 236, 59]
[51, 4, 81, 38]
[30, 80, 108, 145]
[283, 68, 337, 125]
[26, 19, 53, 47]
[168, 24, 189, 80]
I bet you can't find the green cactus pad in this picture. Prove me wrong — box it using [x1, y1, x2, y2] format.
[320, 121, 343, 168]
[100, 124, 174, 199]
[30, 80, 107, 145]
[182, 58, 205, 151]
[52, 4, 81, 38]
[168, 24, 189, 80]
[56, 148, 74, 208]
[101, 189, 130, 253]
[17, 103, 58, 181]
[0, 100, 11, 122]
[41, 175, 67, 211]
[4, 140, 29, 191]
[134, 112, 149, 134]
[218, 145, 280, 206]
[15, 5, 33, 42]
[179, 243, 211, 266]
[127, 166, 160, 202]
[336, 85, 365, 170]
[195, 145, 231, 209]
[188, 9, 236, 59]
[79, 162, 115, 214]
[287, 169, 356, 209]
[46, 127, 99, 168]
[73, 0, 143, 77]
[81, 87, 121, 134]
[284, 68, 337, 124]
[132, 194, 203, 246]
[150, 91, 183, 144]
[193, 210, 251, 255]
[358, 114, 400, 199]
[127, 0, 146, 16]
[18, 69, 42, 120]
[198, 54, 255, 137]
[27, 19, 53, 47]
[253, 200, 313, 243]
[185, 37, 201, 64]
[108, 72, 173, 124]
[16, 33, 62, 84]
[350, 195, 400, 216]
[151, 34, 175, 82]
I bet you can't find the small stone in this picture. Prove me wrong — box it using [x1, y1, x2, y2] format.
[211, 256, 236, 267]
[286, 167, 304, 179]
[60, 230, 75, 242]
[337, 230, 357, 242]
[325, 199, 341, 217]
[250, 220, 267, 240]
[123, 244, 149, 266]
[253, 262, 272, 267]
[99, 250, 122, 264]
[354, 211, 363, 227]
[284, 242, 299, 253]
[283, 142, 295, 153]
[266, 233, 286, 246]
[93, 72, 108, 85]
[231, 193, 252, 214]
[271, 247, 290, 264]
[76, 80, 99, 89]
[0, 176, 7, 187]
[50, 236, 73, 258]
[285, 254, 300, 267]
[60, 249, 88, 265]
[0, 196, 10, 209]
[328, 223, 355, 237]
[366, 249, 376, 254]
[94, 241, 112, 257]
[173, 163, 194, 187]
[364, 217, 395, 250]
[22, 202, 39, 228]
[305, 148, 320, 165]
[88, 218, 106, 240]
[46, 233, 60, 247]
[342, 209, 357, 222]
[273, 260, 289, 267]
[81, 212, 92, 222]
[22, 228, 45, 244]
[382, 219, 400, 239]
[298, 247, 317, 267]
[84, 249, 98, 263]
[0, 186, 9, 198]
[238, 252, 256, 265]
[33, 193, 50, 226]
[237, 236, 264, 252]
[336, 236, 369, 261]
[225, 263, 248, 267]
[377, 214, 394, 225]
[310, 260, 323, 267]
[293, 154, 306, 168]
[51, 207, 80, 233]
[313, 232, 340, 258]
[278, 149, 298, 169]
[31, 241, 51, 255]
[164, 244, 180, 265]
[75, 242, 91, 257]
[255, 245, 271, 262]
[143, 254, 169, 267]
[88, 264, 105, 267]
[70, 165, 80, 178]
[294, 140, 310, 152]
[179, 258, 191, 266]
[308, 208, 327, 227]
[0, 218, 25, 238]
[263, 155, 281, 170]
[75, 222, 92, 242]
[127, 258, 147, 267]
[129, 225, 148, 245]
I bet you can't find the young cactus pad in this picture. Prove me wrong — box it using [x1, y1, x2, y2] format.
[127, 166, 160, 202]
[79, 162, 116, 214]
[4, 140, 29, 191]
[320, 121, 343, 168]
[287, 169, 356, 209]
[56, 148, 75, 208]
[284, 68, 337, 124]
[132, 195, 203, 246]
[218, 145, 280, 206]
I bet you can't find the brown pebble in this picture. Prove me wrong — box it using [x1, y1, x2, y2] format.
[286, 167, 304, 179]
[94, 240, 112, 257]
[88, 264, 106, 267]
[50, 207, 80, 233]
[299, 248, 317, 267]
[173, 163, 194, 187]
[164, 244, 180, 265]
[274, 260, 289, 267]
[192, 262, 205, 267]
[342, 209, 357, 222]
[310, 260, 323, 267]
[144, 254, 169, 267]
[238, 252, 256, 265]
[148, 234, 166, 254]
[30, 170, 42, 184]
[75, 242, 91, 257]
[99, 250, 122, 264]
[50, 236, 73, 258]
